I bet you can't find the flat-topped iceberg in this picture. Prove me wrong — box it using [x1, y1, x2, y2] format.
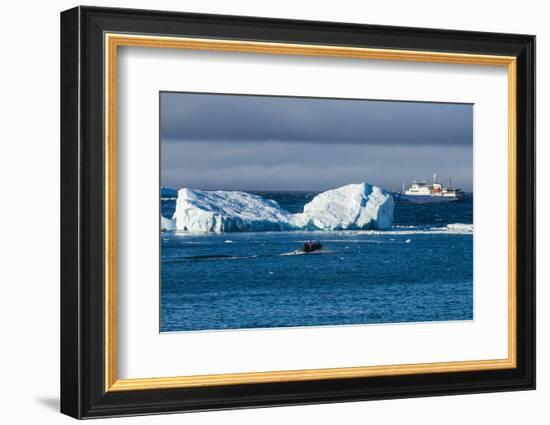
[291, 183, 394, 230]
[173, 188, 294, 232]
[170, 183, 394, 233]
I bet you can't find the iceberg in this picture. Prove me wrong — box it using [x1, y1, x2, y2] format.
[173, 188, 294, 232]
[292, 183, 394, 230]
[161, 215, 176, 231]
[171, 183, 394, 233]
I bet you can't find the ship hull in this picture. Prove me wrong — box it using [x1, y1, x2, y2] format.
[395, 194, 462, 204]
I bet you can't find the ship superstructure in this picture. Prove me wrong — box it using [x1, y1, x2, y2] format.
[399, 174, 464, 203]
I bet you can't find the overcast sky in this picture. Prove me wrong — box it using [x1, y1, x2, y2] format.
[160, 92, 473, 191]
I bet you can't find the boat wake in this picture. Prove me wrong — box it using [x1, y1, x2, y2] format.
[280, 250, 333, 256]
[163, 250, 333, 262]
[163, 254, 262, 262]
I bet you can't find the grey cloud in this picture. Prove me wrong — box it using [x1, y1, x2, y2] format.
[161, 141, 472, 192]
[160, 92, 473, 192]
[161, 92, 472, 146]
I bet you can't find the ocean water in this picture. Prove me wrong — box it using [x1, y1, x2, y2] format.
[160, 192, 473, 332]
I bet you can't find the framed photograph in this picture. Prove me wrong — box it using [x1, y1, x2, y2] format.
[60, 6, 535, 419]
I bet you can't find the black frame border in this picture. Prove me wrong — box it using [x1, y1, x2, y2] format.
[61, 6, 535, 419]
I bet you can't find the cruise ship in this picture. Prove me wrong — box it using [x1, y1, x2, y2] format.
[397, 174, 464, 203]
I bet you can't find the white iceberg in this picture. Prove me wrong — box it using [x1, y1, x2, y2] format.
[161, 215, 176, 231]
[171, 183, 394, 233]
[292, 183, 394, 230]
[173, 188, 294, 232]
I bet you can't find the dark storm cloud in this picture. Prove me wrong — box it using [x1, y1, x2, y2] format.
[161, 92, 472, 146]
[160, 92, 473, 191]
[162, 142, 473, 192]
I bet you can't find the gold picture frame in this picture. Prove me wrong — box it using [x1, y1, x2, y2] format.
[104, 33, 517, 392]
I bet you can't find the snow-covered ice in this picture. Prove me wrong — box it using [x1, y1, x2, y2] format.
[160, 215, 176, 231]
[172, 188, 294, 232]
[292, 183, 394, 230]
[170, 183, 394, 233]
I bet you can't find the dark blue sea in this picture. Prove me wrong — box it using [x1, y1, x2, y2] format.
[160, 192, 473, 332]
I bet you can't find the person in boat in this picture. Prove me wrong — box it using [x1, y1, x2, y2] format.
[302, 241, 322, 253]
